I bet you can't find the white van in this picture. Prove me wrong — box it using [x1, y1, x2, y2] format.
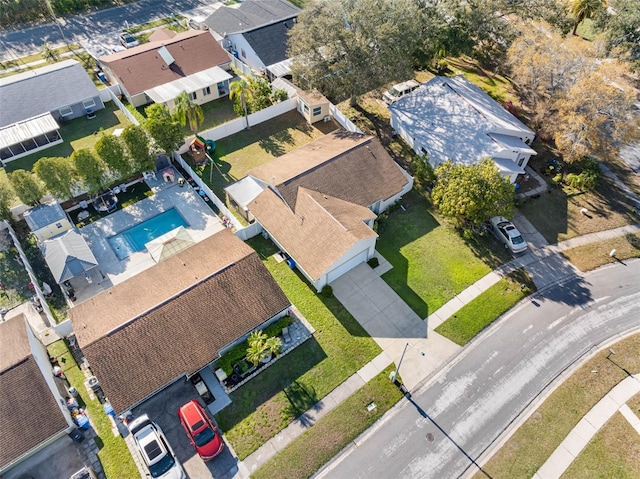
[185, 15, 209, 31]
[383, 80, 420, 105]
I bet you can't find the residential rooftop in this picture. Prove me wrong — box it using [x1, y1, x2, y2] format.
[389, 75, 535, 169]
[0, 60, 99, 127]
[204, 0, 300, 37]
[70, 230, 291, 412]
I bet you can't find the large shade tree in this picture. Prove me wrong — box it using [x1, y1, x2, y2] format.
[121, 125, 154, 173]
[33, 156, 78, 200]
[174, 91, 204, 135]
[431, 159, 515, 228]
[507, 21, 639, 161]
[95, 134, 130, 180]
[9, 170, 44, 206]
[553, 61, 639, 161]
[144, 103, 184, 155]
[72, 149, 106, 194]
[593, 0, 640, 69]
[288, 0, 420, 104]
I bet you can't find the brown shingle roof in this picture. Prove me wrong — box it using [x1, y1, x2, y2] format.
[250, 187, 376, 281]
[0, 316, 68, 469]
[71, 231, 290, 412]
[99, 30, 230, 96]
[70, 229, 253, 346]
[249, 131, 409, 210]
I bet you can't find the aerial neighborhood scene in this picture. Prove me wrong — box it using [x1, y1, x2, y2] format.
[2, 0, 640, 478]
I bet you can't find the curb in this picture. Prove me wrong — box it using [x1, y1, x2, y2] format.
[460, 324, 640, 479]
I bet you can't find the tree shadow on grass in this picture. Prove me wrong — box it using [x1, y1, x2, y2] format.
[282, 380, 318, 427]
[218, 338, 326, 431]
[258, 128, 294, 157]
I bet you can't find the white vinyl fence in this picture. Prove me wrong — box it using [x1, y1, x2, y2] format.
[330, 103, 362, 133]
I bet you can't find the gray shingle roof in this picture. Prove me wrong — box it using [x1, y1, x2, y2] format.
[204, 0, 300, 36]
[42, 229, 98, 283]
[0, 60, 100, 127]
[23, 202, 67, 231]
[0, 316, 69, 470]
[242, 19, 296, 67]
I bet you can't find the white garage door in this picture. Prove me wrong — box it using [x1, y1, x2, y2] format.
[326, 249, 369, 284]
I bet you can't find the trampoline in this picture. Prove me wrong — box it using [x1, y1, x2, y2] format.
[93, 192, 118, 213]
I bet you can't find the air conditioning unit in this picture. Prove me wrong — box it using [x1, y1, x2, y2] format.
[323, 115, 331, 123]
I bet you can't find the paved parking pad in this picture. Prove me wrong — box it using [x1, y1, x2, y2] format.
[131, 379, 242, 479]
[3, 435, 86, 479]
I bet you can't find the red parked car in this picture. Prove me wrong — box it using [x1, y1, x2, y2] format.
[177, 400, 224, 461]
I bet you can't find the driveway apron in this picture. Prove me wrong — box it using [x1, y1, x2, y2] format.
[331, 263, 460, 390]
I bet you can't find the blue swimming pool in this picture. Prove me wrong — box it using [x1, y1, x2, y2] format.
[108, 209, 189, 260]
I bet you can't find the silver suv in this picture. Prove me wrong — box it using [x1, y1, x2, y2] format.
[128, 415, 185, 479]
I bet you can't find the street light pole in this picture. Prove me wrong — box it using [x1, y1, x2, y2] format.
[389, 342, 425, 383]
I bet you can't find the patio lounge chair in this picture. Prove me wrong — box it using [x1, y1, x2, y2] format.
[282, 327, 292, 344]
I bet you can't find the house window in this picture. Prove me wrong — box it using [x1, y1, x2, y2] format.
[518, 156, 526, 167]
[189, 91, 197, 101]
[241, 49, 246, 58]
[218, 82, 228, 96]
[58, 106, 73, 117]
[312, 106, 322, 117]
[303, 104, 309, 114]
[202, 86, 211, 96]
[82, 98, 96, 109]
[55, 222, 63, 229]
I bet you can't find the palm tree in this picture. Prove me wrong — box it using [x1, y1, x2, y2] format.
[229, 78, 250, 129]
[40, 43, 59, 63]
[569, 0, 606, 36]
[246, 331, 282, 366]
[173, 91, 204, 135]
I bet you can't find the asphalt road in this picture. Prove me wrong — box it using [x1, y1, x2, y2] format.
[0, 0, 211, 60]
[319, 259, 640, 479]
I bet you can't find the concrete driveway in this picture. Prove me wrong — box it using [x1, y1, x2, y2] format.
[131, 379, 243, 479]
[3, 436, 86, 479]
[330, 262, 460, 390]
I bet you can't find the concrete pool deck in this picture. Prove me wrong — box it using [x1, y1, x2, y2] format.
[69, 175, 225, 304]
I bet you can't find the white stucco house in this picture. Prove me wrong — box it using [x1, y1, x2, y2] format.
[225, 130, 413, 291]
[389, 75, 536, 183]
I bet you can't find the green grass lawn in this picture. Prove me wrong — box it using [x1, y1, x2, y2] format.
[215, 236, 380, 459]
[435, 269, 536, 346]
[252, 367, 403, 479]
[192, 110, 337, 200]
[478, 333, 640, 479]
[48, 340, 138, 479]
[4, 102, 131, 173]
[375, 189, 496, 318]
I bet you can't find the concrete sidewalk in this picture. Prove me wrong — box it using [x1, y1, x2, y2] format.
[534, 375, 640, 479]
[241, 351, 393, 475]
